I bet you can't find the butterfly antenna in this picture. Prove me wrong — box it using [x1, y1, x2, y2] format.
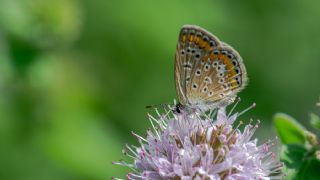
[238, 102, 256, 117]
[145, 102, 173, 109]
[146, 102, 175, 116]
[228, 97, 241, 117]
[145, 104, 157, 109]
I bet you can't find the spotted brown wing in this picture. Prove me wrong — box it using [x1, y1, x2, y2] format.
[175, 25, 248, 110]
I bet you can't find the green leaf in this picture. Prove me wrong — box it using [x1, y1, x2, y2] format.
[281, 144, 307, 179]
[273, 113, 307, 145]
[310, 113, 320, 131]
[297, 155, 320, 180]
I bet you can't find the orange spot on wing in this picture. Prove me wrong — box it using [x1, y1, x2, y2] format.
[209, 54, 216, 60]
[203, 55, 210, 62]
[229, 80, 239, 90]
[228, 70, 237, 78]
[182, 35, 186, 42]
[198, 39, 209, 49]
[216, 55, 238, 78]
[223, 56, 235, 70]
[204, 44, 211, 51]
[195, 36, 200, 44]
[197, 39, 204, 47]
[188, 35, 195, 42]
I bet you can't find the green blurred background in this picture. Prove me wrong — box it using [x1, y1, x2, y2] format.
[0, 0, 320, 179]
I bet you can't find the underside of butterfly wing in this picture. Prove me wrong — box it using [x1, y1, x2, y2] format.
[175, 25, 248, 110]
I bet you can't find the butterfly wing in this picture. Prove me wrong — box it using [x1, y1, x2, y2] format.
[175, 25, 221, 105]
[197, 45, 248, 108]
[175, 25, 248, 109]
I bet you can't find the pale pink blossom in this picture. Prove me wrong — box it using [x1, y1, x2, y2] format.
[114, 105, 284, 180]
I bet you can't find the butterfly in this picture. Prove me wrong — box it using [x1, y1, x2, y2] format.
[174, 25, 248, 112]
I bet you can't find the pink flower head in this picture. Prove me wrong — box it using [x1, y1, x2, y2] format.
[114, 104, 284, 180]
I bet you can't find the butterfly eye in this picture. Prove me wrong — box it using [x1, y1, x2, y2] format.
[195, 53, 201, 59]
[181, 50, 185, 55]
[191, 49, 196, 54]
[213, 50, 219, 55]
[208, 91, 213, 97]
[186, 47, 191, 53]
